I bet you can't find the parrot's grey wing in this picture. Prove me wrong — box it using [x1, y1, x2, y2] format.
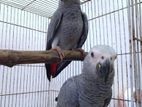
[103, 91, 112, 107]
[46, 11, 63, 50]
[103, 97, 111, 107]
[45, 11, 63, 81]
[77, 12, 88, 48]
[53, 13, 88, 78]
[52, 61, 71, 78]
[57, 78, 79, 107]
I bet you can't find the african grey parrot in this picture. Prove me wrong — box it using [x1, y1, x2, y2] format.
[56, 45, 117, 107]
[45, 0, 88, 81]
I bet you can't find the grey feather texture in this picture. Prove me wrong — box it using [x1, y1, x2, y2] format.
[56, 45, 117, 107]
[45, 0, 88, 81]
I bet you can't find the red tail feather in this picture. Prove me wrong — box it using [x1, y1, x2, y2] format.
[50, 64, 57, 77]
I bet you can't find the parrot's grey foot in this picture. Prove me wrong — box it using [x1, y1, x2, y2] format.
[52, 47, 64, 61]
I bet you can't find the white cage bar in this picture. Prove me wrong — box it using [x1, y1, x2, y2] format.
[0, 0, 142, 107]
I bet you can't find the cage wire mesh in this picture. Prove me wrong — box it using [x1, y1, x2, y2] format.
[0, 0, 142, 107]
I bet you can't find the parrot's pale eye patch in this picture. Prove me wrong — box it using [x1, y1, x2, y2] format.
[91, 52, 94, 58]
[101, 56, 104, 59]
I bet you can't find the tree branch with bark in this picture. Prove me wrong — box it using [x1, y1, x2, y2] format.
[0, 49, 88, 67]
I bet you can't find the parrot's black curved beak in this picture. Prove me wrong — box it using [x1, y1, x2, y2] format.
[96, 59, 113, 83]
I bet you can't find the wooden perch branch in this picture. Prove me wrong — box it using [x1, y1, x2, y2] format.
[0, 49, 88, 67]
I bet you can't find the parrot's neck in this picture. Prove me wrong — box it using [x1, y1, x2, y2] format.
[78, 73, 113, 104]
[81, 67, 114, 86]
[59, 3, 80, 9]
[81, 73, 112, 88]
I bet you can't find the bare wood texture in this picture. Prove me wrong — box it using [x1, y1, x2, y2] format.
[0, 49, 88, 67]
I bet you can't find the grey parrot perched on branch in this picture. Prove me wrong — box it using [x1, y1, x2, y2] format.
[45, 0, 88, 81]
[56, 45, 117, 107]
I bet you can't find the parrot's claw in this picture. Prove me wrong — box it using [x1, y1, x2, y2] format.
[52, 47, 64, 61]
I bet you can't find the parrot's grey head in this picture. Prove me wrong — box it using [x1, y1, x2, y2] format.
[60, 0, 80, 5]
[83, 45, 117, 83]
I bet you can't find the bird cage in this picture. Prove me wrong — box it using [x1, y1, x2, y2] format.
[0, 0, 142, 107]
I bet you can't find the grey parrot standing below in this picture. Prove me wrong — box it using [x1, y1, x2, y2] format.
[56, 45, 117, 107]
[45, 0, 88, 81]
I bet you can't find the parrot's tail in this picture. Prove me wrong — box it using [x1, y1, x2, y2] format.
[45, 63, 57, 81]
[50, 63, 58, 76]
